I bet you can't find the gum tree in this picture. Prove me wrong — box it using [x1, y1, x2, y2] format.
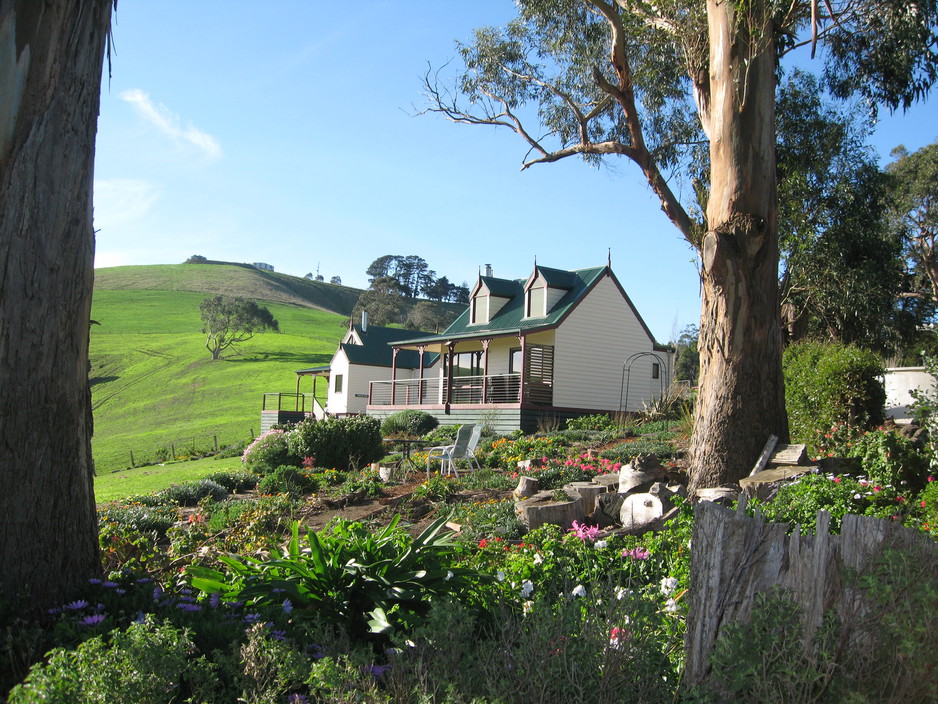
[0, 0, 116, 607]
[425, 0, 938, 491]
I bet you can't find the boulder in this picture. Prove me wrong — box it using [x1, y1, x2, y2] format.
[740, 465, 816, 501]
[619, 482, 676, 531]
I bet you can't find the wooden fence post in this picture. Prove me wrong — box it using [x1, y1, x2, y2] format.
[684, 500, 938, 688]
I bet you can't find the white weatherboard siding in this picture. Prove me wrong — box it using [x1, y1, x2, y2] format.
[552, 275, 661, 411]
[327, 352, 352, 414]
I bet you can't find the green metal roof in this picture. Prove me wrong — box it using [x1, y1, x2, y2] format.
[342, 325, 438, 368]
[395, 266, 611, 346]
[477, 275, 518, 298]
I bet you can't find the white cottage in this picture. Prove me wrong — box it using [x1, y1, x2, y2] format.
[366, 263, 673, 433]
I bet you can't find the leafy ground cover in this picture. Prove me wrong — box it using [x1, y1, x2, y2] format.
[12, 392, 938, 701]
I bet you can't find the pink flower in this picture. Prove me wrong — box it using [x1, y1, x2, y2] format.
[833, 477, 841, 483]
[622, 546, 650, 560]
[568, 521, 600, 543]
[921, 501, 927, 508]
[873, 486, 882, 493]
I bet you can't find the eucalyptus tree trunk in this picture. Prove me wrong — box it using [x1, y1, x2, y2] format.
[0, 0, 113, 608]
[689, 1, 788, 493]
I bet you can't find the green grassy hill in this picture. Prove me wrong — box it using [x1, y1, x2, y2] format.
[90, 264, 356, 483]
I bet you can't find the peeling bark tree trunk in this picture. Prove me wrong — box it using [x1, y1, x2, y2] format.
[0, 0, 113, 608]
[689, 2, 788, 493]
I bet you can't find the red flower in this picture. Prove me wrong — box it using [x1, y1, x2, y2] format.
[833, 477, 841, 483]
[921, 501, 927, 508]
[873, 486, 882, 492]
[896, 496, 906, 503]
[478, 539, 489, 548]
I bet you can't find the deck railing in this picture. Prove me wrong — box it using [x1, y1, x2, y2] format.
[368, 374, 523, 406]
[262, 392, 326, 420]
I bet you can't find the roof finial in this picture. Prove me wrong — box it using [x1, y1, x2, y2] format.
[607, 248, 612, 268]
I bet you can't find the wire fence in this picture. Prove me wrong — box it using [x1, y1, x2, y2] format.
[95, 428, 259, 475]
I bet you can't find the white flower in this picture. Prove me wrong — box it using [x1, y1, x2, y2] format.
[614, 586, 632, 601]
[496, 570, 506, 582]
[445, 570, 454, 581]
[664, 598, 679, 613]
[594, 540, 608, 549]
[660, 577, 679, 596]
[520, 580, 534, 598]
[571, 584, 587, 598]
[854, 493, 862, 500]
[522, 600, 534, 614]
[533, 553, 544, 565]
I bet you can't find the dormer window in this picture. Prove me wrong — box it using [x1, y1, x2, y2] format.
[471, 294, 488, 324]
[526, 286, 545, 318]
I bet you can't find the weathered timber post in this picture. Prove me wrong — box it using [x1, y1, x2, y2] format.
[684, 500, 938, 688]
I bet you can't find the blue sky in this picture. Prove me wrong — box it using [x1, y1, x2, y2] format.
[93, 1, 936, 343]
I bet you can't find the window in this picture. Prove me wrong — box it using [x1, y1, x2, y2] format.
[449, 351, 482, 377]
[334, 374, 344, 393]
[652, 363, 660, 380]
[509, 347, 522, 374]
[526, 287, 545, 317]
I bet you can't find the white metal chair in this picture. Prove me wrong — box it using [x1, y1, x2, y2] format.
[426, 424, 475, 479]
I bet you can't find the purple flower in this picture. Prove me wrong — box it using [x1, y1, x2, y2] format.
[282, 598, 293, 613]
[136, 577, 153, 584]
[364, 663, 391, 679]
[87, 578, 102, 585]
[270, 629, 287, 641]
[176, 603, 202, 612]
[103, 581, 119, 588]
[80, 614, 106, 626]
[65, 600, 89, 610]
[209, 593, 221, 609]
[244, 612, 261, 624]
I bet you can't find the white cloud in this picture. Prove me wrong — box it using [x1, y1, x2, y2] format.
[93, 178, 161, 230]
[120, 89, 222, 161]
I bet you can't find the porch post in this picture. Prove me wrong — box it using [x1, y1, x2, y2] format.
[518, 334, 526, 403]
[417, 345, 425, 405]
[445, 341, 455, 412]
[391, 348, 399, 406]
[296, 374, 303, 412]
[309, 375, 315, 414]
[481, 339, 490, 403]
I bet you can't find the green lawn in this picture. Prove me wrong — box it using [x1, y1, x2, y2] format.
[90, 277, 347, 482]
[94, 455, 246, 503]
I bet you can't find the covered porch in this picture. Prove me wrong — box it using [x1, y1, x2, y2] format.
[367, 331, 555, 412]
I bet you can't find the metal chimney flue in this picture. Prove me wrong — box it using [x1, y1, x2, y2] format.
[361, 310, 368, 333]
[484, 264, 493, 277]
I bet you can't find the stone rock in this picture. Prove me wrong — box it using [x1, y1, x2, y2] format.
[618, 455, 668, 494]
[619, 482, 676, 531]
[594, 492, 627, 528]
[740, 465, 815, 502]
[694, 486, 739, 506]
[592, 473, 621, 492]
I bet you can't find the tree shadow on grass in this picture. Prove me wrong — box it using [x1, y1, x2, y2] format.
[222, 351, 332, 365]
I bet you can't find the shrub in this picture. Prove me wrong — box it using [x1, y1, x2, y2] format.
[380, 409, 438, 437]
[242, 429, 297, 474]
[566, 413, 620, 431]
[159, 479, 229, 507]
[203, 469, 257, 493]
[8, 616, 218, 704]
[783, 340, 885, 445]
[188, 516, 492, 643]
[98, 504, 178, 537]
[287, 416, 384, 471]
[257, 465, 318, 498]
[600, 437, 677, 463]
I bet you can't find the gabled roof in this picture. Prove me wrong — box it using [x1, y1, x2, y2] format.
[525, 265, 578, 291]
[391, 264, 668, 350]
[395, 266, 613, 346]
[473, 275, 518, 299]
[341, 325, 438, 369]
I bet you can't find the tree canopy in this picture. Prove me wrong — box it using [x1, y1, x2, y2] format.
[199, 296, 279, 360]
[425, 0, 938, 491]
[888, 141, 938, 303]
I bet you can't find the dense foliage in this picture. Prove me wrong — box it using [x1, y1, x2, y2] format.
[379, 409, 438, 437]
[782, 340, 885, 444]
[286, 416, 384, 472]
